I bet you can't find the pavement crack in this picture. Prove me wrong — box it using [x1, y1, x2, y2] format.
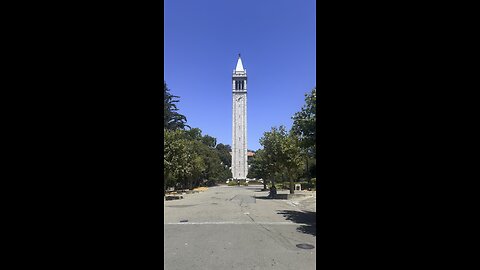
[246, 214, 255, 223]
[244, 212, 296, 250]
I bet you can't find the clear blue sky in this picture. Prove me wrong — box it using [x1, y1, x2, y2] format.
[164, 0, 316, 151]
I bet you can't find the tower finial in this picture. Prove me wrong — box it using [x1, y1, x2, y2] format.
[235, 54, 244, 72]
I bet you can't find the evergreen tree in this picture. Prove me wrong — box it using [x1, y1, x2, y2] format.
[164, 81, 190, 130]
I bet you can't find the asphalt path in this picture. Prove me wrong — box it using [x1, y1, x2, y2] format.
[164, 185, 316, 270]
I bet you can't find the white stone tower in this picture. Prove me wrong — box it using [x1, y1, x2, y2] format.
[232, 54, 248, 181]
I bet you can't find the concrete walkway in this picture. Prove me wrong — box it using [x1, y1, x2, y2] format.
[164, 185, 316, 270]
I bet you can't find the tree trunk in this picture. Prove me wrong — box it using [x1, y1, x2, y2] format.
[306, 156, 310, 183]
[289, 170, 294, 194]
[183, 174, 187, 191]
[164, 174, 167, 196]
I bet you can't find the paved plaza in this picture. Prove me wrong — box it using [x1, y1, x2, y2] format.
[164, 185, 316, 270]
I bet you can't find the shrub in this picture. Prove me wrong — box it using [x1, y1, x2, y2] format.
[205, 179, 217, 187]
[247, 181, 262, 185]
[305, 183, 315, 190]
[227, 181, 248, 186]
[275, 183, 288, 190]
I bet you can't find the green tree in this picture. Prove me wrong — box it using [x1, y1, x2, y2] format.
[217, 166, 232, 184]
[181, 130, 230, 188]
[187, 152, 206, 190]
[164, 129, 192, 194]
[164, 82, 190, 130]
[292, 87, 316, 157]
[215, 143, 232, 168]
[259, 126, 284, 185]
[183, 127, 203, 141]
[259, 126, 302, 194]
[191, 140, 216, 186]
[201, 135, 217, 148]
[282, 131, 303, 193]
[247, 149, 272, 190]
[163, 84, 235, 190]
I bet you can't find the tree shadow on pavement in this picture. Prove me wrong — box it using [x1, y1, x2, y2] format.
[277, 210, 316, 237]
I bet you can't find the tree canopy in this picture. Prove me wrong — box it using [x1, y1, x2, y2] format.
[163, 82, 232, 193]
[164, 81, 189, 130]
[292, 87, 316, 157]
[163, 82, 316, 194]
[249, 86, 316, 193]
[258, 126, 302, 193]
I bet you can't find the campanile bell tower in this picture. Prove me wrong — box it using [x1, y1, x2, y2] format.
[232, 54, 248, 181]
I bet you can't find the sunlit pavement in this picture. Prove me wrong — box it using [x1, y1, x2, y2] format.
[164, 185, 316, 270]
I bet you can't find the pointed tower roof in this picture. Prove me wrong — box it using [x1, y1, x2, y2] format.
[235, 54, 244, 72]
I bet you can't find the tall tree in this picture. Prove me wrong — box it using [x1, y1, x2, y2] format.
[259, 126, 302, 194]
[164, 129, 193, 193]
[292, 87, 316, 157]
[282, 131, 303, 193]
[164, 81, 189, 130]
[247, 149, 272, 190]
[259, 126, 284, 185]
[292, 87, 316, 186]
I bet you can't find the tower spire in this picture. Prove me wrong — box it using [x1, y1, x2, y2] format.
[235, 54, 244, 72]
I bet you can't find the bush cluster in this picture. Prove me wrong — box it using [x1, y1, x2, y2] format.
[246, 181, 262, 185]
[273, 181, 316, 190]
[227, 181, 249, 186]
[302, 182, 317, 190]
